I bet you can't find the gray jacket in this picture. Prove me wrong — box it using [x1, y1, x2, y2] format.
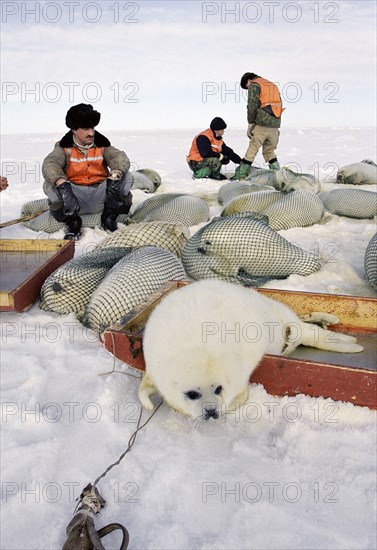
[42, 130, 130, 185]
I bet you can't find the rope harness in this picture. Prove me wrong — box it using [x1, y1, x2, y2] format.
[62, 345, 163, 550]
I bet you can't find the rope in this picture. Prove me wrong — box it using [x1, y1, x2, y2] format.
[93, 398, 163, 487]
[99, 329, 143, 379]
[63, 330, 161, 550]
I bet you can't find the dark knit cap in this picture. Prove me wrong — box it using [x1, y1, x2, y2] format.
[65, 103, 101, 129]
[210, 117, 227, 131]
[240, 73, 259, 89]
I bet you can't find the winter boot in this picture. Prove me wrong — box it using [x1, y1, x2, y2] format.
[231, 161, 252, 181]
[63, 214, 83, 240]
[50, 207, 82, 240]
[210, 173, 228, 181]
[101, 178, 125, 232]
[101, 208, 119, 232]
[269, 160, 281, 171]
[193, 166, 212, 179]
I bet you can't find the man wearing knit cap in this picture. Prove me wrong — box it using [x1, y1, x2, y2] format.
[187, 117, 242, 180]
[233, 73, 284, 180]
[42, 103, 133, 239]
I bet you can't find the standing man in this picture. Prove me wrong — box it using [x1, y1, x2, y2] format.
[42, 103, 133, 240]
[233, 73, 284, 180]
[187, 117, 242, 180]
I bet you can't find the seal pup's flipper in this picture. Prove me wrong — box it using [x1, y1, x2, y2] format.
[237, 268, 283, 287]
[139, 373, 159, 410]
[300, 312, 340, 327]
[282, 321, 364, 356]
[227, 387, 249, 412]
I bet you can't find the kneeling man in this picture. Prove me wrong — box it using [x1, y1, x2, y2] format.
[42, 103, 133, 239]
[187, 117, 241, 180]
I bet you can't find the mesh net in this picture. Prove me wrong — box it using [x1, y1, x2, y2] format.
[81, 246, 186, 333]
[218, 182, 273, 205]
[263, 190, 324, 230]
[320, 189, 377, 219]
[130, 194, 209, 226]
[182, 215, 322, 286]
[39, 247, 132, 314]
[96, 221, 189, 257]
[365, 232, 377, 290]
[222, 190, 324, 230]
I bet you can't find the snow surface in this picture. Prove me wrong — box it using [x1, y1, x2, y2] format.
[0, 127, 376, 550]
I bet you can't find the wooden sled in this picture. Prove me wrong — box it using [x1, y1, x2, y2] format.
[0, 239, 75, 312]
[103, 281, 377, 410]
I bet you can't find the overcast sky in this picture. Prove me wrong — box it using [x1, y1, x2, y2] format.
[1, 0, 376, 133]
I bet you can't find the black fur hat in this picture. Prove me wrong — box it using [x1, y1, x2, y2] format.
[240, 73, 258, 89]
[65, 103, 101, 129]
[210, 117, 227, 131]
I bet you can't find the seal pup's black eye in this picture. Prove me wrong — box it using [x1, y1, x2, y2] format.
[52, 282, 64, 293]
[185, 390, 202, 400]
[214, 386, 222, 395]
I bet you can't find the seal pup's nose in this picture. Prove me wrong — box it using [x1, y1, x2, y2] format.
[204, 407, 219, 421]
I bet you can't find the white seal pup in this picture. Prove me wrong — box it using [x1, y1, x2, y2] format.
[336, 160, 377, 185]
[139, 280, 363, 420]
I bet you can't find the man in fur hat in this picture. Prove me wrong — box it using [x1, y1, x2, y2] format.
[187, 117, 241, 180]
[233, 73, 284, 180]
[42, 103, 133, 239]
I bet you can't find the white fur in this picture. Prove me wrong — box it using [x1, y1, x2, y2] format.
[139, 280, 363, 419]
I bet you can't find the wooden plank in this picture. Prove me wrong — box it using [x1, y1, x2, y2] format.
[0, 239, 71, 253]
[0, 292, 13, 309]
[0, 239, 75, 312]
[257, 288, 377, 332]
[252, 356, 376, 409]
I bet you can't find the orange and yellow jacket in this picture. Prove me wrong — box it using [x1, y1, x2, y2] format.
[187, 128, 241, 164]
[247, 76, 285, 128]
[42, 130, 130, 186]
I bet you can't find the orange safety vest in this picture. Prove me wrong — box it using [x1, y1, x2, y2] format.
[65, 146, 109, 186]
[253, 77, 285, 118]
[187, 128, 224, 162]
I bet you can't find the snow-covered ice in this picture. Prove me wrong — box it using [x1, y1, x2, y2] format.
[0, 127, 376, 550]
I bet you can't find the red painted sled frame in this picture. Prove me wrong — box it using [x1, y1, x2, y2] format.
[0, 239, 75, 312]
[103, 281, 377, 410]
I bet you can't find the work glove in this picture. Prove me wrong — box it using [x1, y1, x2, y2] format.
[107, 170, 122, 182]
[247, 124, 255, 139]
[56, 181, 80, 216]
